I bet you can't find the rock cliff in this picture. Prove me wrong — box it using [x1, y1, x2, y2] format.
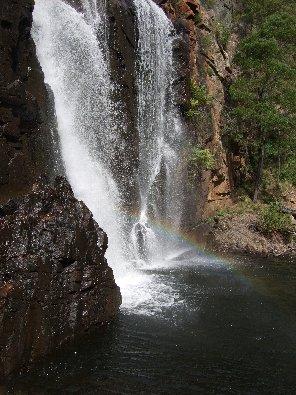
[67, 0, 240, 224]
[0, 1, 122, 379]
[155, 0, 241, 220]
[0, 0, 55, 204]
[0, 177, 121, 378]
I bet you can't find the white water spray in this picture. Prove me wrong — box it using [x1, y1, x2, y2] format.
[33, 0, 186, 314]
[132, 0, 184, 263]
[32, 0, 127, 275]
[82, 0, 109, 54]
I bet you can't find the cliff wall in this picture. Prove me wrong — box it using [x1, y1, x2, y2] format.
[0, 1, 121, 379]
[0, 0, 55, 203]
[154, 0, 242, 221]
[0, 177, 121, 377]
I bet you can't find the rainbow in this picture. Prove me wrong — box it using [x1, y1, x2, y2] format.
[115, 206, 292, 315]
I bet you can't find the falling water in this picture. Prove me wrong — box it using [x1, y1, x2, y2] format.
[33, 0, 186, 313]
[32, 0, 127, 274]
[82, 0, 109, 54]
[132, 0, 184, 263]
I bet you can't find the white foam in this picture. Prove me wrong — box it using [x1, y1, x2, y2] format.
[118, 269, 185, 316]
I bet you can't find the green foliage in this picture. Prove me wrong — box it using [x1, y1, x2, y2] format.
[188, 145, 215, 185]
[200, 34, 212, 49]
[280, 157, 296, 186]
[242, 0, 295, 25]
[224, 0, 296, 197]
[214, 21, 231, 48]
[171, 0, 181, 6]
[194, 12, 202, 26]
[259, 202, 293, 234]
[186, 80, 211, 119]
[207, 66, 215, 77]
[206, 197, 258, 223]
[205, 207, 232, 224]
[261, 170, 282, 201]
[190, 147, 215, 170]
[203, 0, 215, 9]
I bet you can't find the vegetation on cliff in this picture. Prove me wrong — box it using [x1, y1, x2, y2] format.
[189, 0, 296, 250]
[224, 0, 296, 202]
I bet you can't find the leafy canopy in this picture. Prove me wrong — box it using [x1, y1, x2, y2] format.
[225, 0, 296, 190]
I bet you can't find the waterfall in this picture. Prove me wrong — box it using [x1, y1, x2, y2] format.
[32, 0, 187, 313]
[82, 0, 109, 54]
[32, 0, 128, 275]
[33, 0, 185, 299]
[132, 0, 184, 263]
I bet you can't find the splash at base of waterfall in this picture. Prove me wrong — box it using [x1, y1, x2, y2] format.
[33, 0, 187, 315]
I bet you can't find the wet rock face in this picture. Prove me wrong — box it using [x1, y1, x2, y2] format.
[155, 0, 242, 220]
[108, 0, 140, 211]
[0, 0, 54, 203]
[0, 177, 121, 378]
[69, 0, 139, 212]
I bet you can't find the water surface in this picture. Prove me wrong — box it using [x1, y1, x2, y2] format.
[7, 252, 296, 394]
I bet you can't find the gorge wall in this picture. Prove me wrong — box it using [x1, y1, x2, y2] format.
[104, 0, 241, 223]
[0, 0, 57, 204]
[154, 0, 241, 220]
[0, 0, 243, 373]
[0, 0, 240, 222]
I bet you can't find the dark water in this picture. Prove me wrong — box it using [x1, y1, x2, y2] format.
[4, 253, 296, 394]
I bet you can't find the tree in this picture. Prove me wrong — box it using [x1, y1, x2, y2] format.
[225, 2, 296, 201]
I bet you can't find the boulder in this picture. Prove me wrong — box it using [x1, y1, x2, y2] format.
[0, 176, 121, 378]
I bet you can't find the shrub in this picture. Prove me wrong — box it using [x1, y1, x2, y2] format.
[204, 0, 215, 9]
[259, 202, 293, 234]
[190, 147, 215, 170]
[194, 12, 202, 26]
[280, 157, 296, 186]
[207, 66, 215, 77]
[186, 80, 211, 119]
[200, 34, 213, 49]
[214, 21, 231, 48]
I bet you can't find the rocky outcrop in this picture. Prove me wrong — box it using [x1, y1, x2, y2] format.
[207, 212, 296, 260]
[155, 0, 242, 220]
[0, 177, 121, 378]
[0, 0, 55, 204]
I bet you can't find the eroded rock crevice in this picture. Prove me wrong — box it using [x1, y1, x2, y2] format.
[0, 0, 57, 204]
